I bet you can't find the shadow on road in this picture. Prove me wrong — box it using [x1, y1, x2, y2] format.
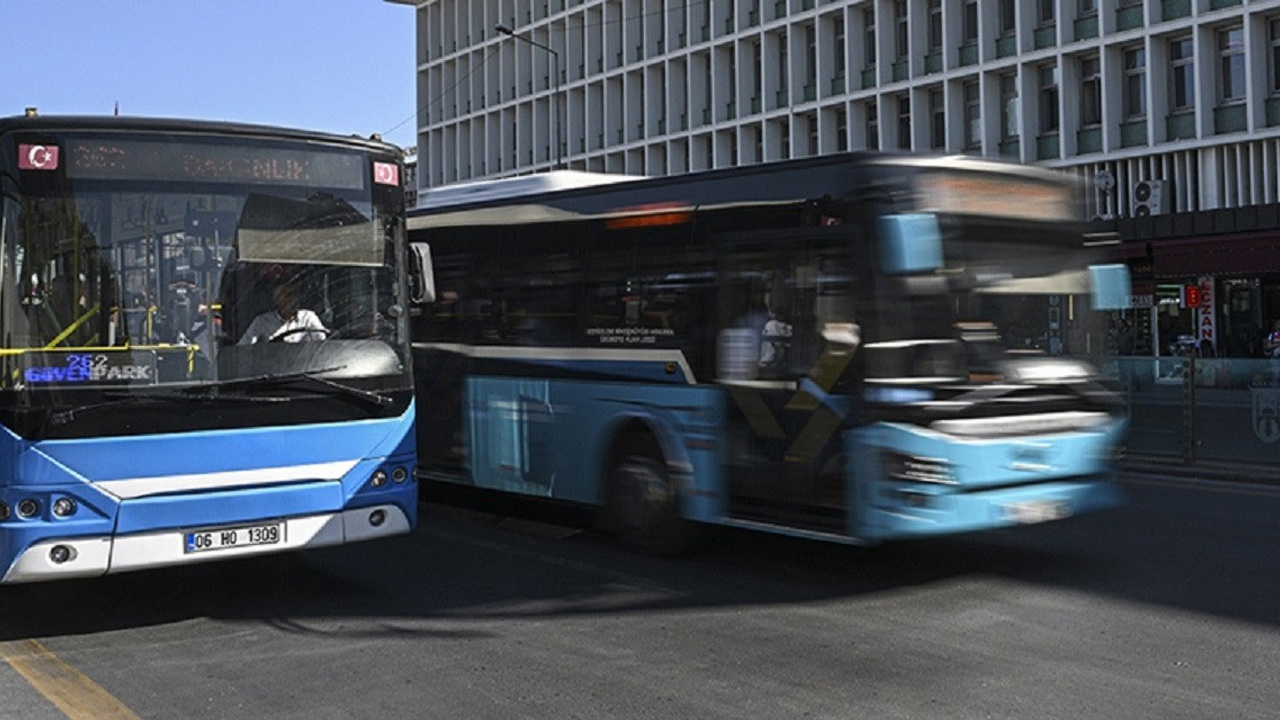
[1, 477, 1276, 641]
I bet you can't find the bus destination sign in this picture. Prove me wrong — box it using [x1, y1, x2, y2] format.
[64, 137, 367, 190]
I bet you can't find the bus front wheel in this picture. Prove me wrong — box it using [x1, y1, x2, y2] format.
[605, 433, 693, 556]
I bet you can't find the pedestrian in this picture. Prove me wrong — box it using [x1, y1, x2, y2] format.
[1265, 320, 1280, 357]
[1116, 319, 1135, 356]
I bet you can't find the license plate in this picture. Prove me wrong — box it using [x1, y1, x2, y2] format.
[184, 521, 284, 554]
[1002, 500, 1070, 524]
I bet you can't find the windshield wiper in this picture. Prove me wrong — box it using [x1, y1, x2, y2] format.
[45, 390, 287, 428]
[197, 368, 394, 408]
[43, 369, 394, 428]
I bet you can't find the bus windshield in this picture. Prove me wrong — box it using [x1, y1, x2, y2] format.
[0, 131, 410, 435]
[865, 169, 1109, 385]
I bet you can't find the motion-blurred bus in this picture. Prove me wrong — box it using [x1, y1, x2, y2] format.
[409, 154, 1129, 552]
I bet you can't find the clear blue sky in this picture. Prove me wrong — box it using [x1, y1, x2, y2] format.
[3, 1, 419, 149]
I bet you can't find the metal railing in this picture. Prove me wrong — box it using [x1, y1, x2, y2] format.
[1112, 356, 1280, 469]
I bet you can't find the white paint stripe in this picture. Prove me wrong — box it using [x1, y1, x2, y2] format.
[414, 342, 697, 384]
[95, 459, 360, 500]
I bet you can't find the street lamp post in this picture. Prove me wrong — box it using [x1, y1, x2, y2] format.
[495, 24, 564, 170]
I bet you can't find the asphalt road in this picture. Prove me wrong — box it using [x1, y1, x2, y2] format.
[2, 476, 1279, 720]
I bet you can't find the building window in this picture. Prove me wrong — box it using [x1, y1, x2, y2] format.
[1080, 55, 1101, 127]
[836, 108, 848, 152]
[897, 95, 911, 150]
[928, 0, 943, 52]
[1272, 19, 1280, 95]
[753, 40, 763, 99]
[1124, 46, 1146, 119]
[779, 33, 789, 94]
[806, 24, 817, 86]
[999, 0, 1016, 35]
[1170, 36, 1195, 111]
[866, 99, 879, 150]
[1039, 64, 1059, 134]
[1038, 0, 1054, 25]
[1219, 26, 1245, 103]
[895, 1, 909, 59]
[864, 8, 877, 67]
[1000, 72, 1019, 139]
[704, 58, 713, 103]
[833, 18, 846, 78]
[930, 89, 945, 149]
[1079, 0, 1097, 16]
[962, 0, 978, 45]
[963, 81, 981, 149]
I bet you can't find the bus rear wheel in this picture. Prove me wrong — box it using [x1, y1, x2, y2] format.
[605, 434, 693, 556]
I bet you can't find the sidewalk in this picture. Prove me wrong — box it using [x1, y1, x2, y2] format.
[1122, 455, 1280, 486]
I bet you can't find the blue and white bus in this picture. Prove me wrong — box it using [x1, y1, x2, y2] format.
[409, 154, 1130, 552]
[0, 115, 423, 582]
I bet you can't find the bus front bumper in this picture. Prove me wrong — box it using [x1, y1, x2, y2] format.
[0, 503, 410, 584]
[868, 477, 1122, 540]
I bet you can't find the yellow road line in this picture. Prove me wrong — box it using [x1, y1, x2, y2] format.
[0, 639, 140, 720]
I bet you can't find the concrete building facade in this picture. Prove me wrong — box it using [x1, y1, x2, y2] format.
[394, 0, 1280, 356]
[397, 0, 1278, 211]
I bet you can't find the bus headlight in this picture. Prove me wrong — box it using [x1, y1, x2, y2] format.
[0, 502, 9, 521]
[371, 470, 388, 488]
[52, 498, 77, 518]
[881, 451, 956, 485]
[391, 467, 408, 483]
[16, 499, 39, 519]
[1000, 358, 1093, 383]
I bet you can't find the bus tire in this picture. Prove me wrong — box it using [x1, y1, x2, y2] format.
[605, 433, 694, 557]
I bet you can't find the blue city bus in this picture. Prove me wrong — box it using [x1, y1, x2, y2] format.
[0, 115, 424, 582]
[408, 154, 1130, 552]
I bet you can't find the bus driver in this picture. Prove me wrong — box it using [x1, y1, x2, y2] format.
[238, 280, 328, 344]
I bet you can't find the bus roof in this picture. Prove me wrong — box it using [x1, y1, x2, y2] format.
[407, 152, 1072, 231]
[0, 114, 402, 156]
[415, 170, 646, 210]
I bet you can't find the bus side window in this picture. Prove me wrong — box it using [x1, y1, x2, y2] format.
[583, 240, 715, 376]
[719, 244, 857, 381]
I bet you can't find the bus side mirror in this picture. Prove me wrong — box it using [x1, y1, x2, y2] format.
[409, 242, 437, 304]
[1088, 264, 1132, 310]
[879, 213, 943, 275]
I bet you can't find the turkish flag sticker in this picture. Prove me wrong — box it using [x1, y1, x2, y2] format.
[373, 161, 399, 186]
[17, 144, 60, 171]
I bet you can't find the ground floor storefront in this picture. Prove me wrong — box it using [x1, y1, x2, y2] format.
[1109, 207, 1280, 360]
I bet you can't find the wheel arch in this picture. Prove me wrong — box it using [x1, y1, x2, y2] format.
[595, 411, 694, 508]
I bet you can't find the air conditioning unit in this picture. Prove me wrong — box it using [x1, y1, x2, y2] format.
[1132, 179, 1168, 217]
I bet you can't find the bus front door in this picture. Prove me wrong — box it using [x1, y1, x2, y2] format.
[716, 241, 858, 535]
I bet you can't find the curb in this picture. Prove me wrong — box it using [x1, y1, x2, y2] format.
[1122, 457, 1280, 486]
